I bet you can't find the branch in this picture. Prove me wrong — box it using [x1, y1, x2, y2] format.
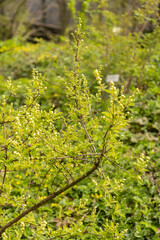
[104, 155, 130, 174]
[2, 165, 7, 186]
[2, 147, 8, 186]
[0, 159, 100, 235]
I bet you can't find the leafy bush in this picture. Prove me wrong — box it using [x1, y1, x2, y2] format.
[0, 1, 160, 239]
[0, 21, 142, 239]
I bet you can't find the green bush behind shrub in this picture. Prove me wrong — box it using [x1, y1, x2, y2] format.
[0, 1, 160, 238]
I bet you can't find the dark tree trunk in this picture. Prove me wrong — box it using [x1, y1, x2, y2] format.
[41, 0, 46, 24]
[56, 0, 70, 34]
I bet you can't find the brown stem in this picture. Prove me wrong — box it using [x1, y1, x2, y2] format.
[2, 165, 7, 186]
[2, 147, 8, 186]
[0, 159, 100, 236]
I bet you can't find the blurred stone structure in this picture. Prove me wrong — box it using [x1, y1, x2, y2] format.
[0, 0, 71, 39]
[26, 0, 70, 38]
[0, 0, 159, 40]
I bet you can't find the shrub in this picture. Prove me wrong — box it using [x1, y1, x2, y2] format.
[0, 20, 141, 239]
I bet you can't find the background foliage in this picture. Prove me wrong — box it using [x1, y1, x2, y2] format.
[0, 0, 160, 239]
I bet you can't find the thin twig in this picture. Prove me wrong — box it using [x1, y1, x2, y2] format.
[53, 162, 69, 184]
[36, 167, 52, 199]
[104, 155, 130, 174]
[2, 165, 7, 186]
